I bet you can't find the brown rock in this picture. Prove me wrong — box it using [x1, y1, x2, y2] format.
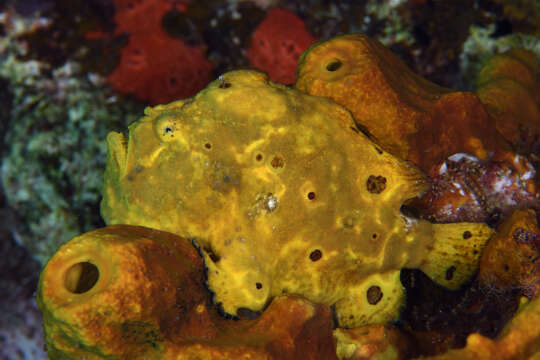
[408, 152, 538, 224]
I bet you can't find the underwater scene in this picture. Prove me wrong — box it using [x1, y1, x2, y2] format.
[1, 0, 540, 359]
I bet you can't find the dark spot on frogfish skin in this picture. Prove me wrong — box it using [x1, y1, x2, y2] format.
[462, 231, 472, 239]
[366, 175, 387, 194]
[309, 249, 322, 261]
[270, 155, 284, 169]
[367, 286, 383, 305]
[445, 265, 456, 281]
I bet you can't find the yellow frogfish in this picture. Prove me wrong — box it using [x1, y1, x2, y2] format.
[101, 70, 493, 328]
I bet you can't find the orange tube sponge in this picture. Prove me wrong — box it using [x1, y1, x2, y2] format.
[479, 209, 540, 299]
[476, 49, 540, 147]
[37, 225, 337, 359]
[295, 34, 501, 172]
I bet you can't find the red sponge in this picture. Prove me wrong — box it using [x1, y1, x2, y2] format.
[247, 8, 316, 85]
[107, 0, 212, 105]
[108, 31, 212, 105]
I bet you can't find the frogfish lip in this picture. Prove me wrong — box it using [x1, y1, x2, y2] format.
[105, 131, 128, 177]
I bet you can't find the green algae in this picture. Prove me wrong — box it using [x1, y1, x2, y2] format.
[0, 23, 142, 264]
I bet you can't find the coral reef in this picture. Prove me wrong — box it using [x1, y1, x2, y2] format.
[295, 34, 501, 173]
[1, 1, 537, 357]
[101, 69, 493, 328]
[247, 7, 316, 84]
[38, 225, 337, 359]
